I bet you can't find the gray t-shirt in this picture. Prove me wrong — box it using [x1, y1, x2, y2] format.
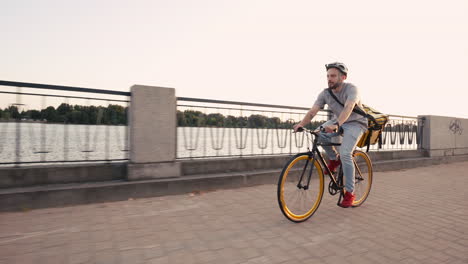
[313, 83, 368, 128]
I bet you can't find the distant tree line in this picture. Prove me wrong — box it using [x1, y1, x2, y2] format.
[0, 105, 334, 129]
[0, 103, 127, 125]
[177, 110, 322, 129]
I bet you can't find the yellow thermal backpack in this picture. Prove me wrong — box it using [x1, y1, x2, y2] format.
[327, 89, 389, 152]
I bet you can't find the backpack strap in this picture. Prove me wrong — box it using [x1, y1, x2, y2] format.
[327, 88, 378, 125]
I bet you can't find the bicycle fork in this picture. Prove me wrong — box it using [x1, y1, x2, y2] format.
[296, 154, 315, 190]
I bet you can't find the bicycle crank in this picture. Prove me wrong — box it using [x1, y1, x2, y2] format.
[328, 181, 339, 195]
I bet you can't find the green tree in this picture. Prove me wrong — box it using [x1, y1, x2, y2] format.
[107, 104, 126, 125]
[236, 116, 248, 127]
[183, 110, 205, 126]
[57, 103, 72, 115]
[267, 117, 281, 128]
[248, 114, 268, 128]
[30, 110, 42, 121]
[1, 108, 11, 120]
[87, 106, 99, 124]
[80, 110, 90, 124]
[225, 115, 238, 128]
[177, 111, 186, 126]
[67, 110, 82, 123]
[205, 113, 225, 127]
[41, 106, 58, 122]
[20, 110, 30, 120]
[56, 103, 73, 122]
[7, 106, 21, 120]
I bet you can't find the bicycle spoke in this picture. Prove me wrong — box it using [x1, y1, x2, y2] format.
[353, 159, 364, 179]
[354, 160, 365, 182]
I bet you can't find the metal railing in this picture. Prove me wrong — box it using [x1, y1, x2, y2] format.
[379, 114, 424, 151]
[176, 97, 424, 159]
[0, 80, 130, 166]
[0, 80, 425, 164]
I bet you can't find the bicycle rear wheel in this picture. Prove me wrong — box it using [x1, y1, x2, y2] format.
[277, 153, 325, 222]
[352, 150, 373, 207]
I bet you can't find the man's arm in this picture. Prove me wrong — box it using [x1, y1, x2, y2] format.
[294, 104, 321, 131]
[337, 99, 357, 125]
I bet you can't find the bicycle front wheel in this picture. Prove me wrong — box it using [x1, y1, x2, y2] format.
[277, 153, 325, 222]
[352, 150, 373, 207]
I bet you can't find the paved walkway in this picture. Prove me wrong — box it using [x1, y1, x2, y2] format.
[1, 161, 467, 264]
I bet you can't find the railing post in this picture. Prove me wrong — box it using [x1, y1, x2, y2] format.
[127, 85, 180, 180]
[417, 116, 425, 150]
[14, 87, 22, 166]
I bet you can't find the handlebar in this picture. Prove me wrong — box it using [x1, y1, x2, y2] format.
[295, 126, 343, 137]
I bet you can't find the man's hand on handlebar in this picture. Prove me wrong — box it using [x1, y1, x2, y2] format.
[293, 124, 304, 132]
[323, 124, 339, 133]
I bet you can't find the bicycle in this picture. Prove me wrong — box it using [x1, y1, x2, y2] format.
[277, 127, 373, 223]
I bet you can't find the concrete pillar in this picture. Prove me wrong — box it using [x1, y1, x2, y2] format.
[419, 115, 468, 157]
[127, 85, 180, 180]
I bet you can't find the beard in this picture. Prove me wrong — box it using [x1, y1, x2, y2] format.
[328, 81, 340, 89]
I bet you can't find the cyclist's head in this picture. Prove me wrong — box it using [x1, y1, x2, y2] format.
[326, 62, 348, 89]
[325, 62, 348, 76]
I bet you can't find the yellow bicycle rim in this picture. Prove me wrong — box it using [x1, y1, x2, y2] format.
[352, 151, 373, 205]
[279, 155, 324, 221]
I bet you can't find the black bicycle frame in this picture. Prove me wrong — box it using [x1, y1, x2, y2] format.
[299, 131, 343, 190]
[295, 129, 370, 207]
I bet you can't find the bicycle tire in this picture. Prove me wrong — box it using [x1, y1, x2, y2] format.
[277, 153, 325, 222]
[351, 150, 373, 207]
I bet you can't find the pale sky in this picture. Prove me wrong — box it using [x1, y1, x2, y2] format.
[1, 0, 468, 118]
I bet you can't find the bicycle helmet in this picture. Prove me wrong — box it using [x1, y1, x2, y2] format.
[325, 62, 348, 76]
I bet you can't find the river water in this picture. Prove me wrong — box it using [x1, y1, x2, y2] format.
[0, 122, 128, 164]
[0, 123, 418, 164]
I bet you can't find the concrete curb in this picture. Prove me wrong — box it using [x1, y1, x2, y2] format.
[0, 163, 127, 188]
[1, 154, 468, 212]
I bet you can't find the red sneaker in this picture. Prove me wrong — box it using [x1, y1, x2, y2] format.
[340, 191, 355, 208]
[325, 159, 341, 175]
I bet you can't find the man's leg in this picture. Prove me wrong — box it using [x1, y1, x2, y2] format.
[317, 120, 339, 160]
[339, 123, 365, 207]
[318, 120, 341, 174]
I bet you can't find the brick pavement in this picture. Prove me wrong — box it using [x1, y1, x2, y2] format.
[0, 161, 467, 264]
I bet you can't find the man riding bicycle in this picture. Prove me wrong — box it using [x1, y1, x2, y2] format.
[293, 62, 367, 208]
